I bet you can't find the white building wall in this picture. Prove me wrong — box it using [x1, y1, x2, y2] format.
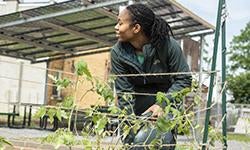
[0, 1, 49, 113]
[0, 57, 47, 113]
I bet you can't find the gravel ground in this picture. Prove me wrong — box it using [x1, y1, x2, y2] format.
[0, 127, 52, 140]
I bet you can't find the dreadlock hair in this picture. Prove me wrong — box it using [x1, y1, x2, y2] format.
[126, 3, 174, 50]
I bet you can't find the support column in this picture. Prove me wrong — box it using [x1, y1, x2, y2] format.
[195, 35, 205, 142]
[199, 35, 204, 88]
[44, 61, 49, 105]
[202, 0, 224, 149]
[17, 61, 24, 113]
[221, 0, 227, 149]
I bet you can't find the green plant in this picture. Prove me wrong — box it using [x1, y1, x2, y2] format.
[228, 133, 250, 143]
[0, 136, 12, 150]
[34, 60, 224, 149]
[227, 22, 250, 104]
[41, 128, 77, 149]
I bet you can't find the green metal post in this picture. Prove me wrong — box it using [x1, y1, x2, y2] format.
[221, 0, 227, 149]
[202, 0, 223, 149]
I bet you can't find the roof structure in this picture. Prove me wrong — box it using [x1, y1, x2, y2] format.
[0, 0, 215, 63]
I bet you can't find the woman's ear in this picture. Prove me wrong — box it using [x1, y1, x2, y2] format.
[133, 24, 141, 34]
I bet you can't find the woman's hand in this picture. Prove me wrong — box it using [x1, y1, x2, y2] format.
[142, 104, 163, 118]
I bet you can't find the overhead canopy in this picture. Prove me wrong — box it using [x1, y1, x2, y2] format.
[0, 0, 214, 63]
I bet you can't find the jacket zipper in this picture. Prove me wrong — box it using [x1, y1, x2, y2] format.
[121, 57, 143, 74]
[120, 57, 147, 84]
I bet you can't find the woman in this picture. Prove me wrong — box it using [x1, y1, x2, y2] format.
[110, 3, 192, 150]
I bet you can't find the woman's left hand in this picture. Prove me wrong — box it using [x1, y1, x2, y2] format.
[142, 104, 163, 118]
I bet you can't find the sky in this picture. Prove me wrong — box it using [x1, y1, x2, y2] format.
[177, 0, 250, 48]
[176, 0, 250, 74]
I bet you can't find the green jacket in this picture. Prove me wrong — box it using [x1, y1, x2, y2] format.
[111, 37, 192, 115]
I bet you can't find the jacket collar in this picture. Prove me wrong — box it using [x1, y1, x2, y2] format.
[118, 42, 156, 60]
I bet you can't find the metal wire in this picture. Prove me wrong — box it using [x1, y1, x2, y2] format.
[0, 59, 219, 78]
[109, 70, 218, 77]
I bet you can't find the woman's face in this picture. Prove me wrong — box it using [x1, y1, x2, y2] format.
[115, 9, 137, 42]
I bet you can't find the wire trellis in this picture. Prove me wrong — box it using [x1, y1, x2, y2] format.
[0, 56, 227, 149]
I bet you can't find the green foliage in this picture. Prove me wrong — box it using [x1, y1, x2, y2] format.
[149, 138, 162, 150]
[34, 106, 46, 118]
[122, 124, 131, 141]
[95, 80, 114, 104]
[154, 89, 193, 142]
[191, 79, 202, 105]
[131, 120, 142, 134]
[35, 107, 69, 124]
[35, 60, 221, 149]
[34, 87, 75, 124]
[55, 78, 71, 90]
[229, 22, 250, 71]
[122, 93, 133, 102]
[228, 22, 250, 103]
[207, 126, 223, 146]
[108, 105, 121, 114]
[193, 94, 202, 106]
[60, 96, 74, 108]
[171, 88, 191, 103]
[42, 128, 77, 149]
[156, 92, 170, 106]
[156, 116, 174, 132]
[0, 136, 12, 150]
[82, 136, 92, 150]
[176, 145, 195, 150]
[56, 109, 68, 122]
[155, 87, 192, 125]
[34, 102, 70, 125]
[121, 93, 134, 114]
[227, 72, 250, 104]
[92, 113, 109, 135]
[47, 108, 57, 124]
[228, 133, 250, 142]
[74, 60, 92, 79]
[48, 74, 71, 90]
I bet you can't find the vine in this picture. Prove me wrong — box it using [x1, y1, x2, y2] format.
[33, 60, 224, 149]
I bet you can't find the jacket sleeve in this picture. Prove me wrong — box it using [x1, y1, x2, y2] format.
[110, 48, 135, 114]
[162, 39, 192, 107]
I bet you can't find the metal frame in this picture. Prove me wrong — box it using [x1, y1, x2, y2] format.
[0, 0, 215, 63]
[1, 0, 228, 148]
[0, 0, 129, 28]
[0, 29, 74, 53]
[202, 0, 227, 149]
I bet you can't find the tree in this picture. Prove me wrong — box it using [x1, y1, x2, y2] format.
[227, 22, 250, 104]
[227, 72, 250, 104]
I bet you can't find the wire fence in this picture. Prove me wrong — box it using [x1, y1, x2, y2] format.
[0, 58, 232, 149]
[0, 58, 220, 87]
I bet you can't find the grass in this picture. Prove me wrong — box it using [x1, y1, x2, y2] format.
[228, 133, 250, 143]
